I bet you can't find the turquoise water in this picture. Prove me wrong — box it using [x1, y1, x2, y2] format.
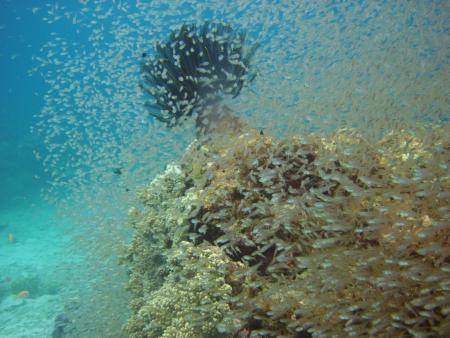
[0, 1, 448, 337]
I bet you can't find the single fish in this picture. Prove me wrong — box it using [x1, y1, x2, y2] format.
[7, 232, 14, 243]
[112, 167, 123, 175]
[16, 290, 29, 298]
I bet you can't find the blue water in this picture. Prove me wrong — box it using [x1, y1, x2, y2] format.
[1, 3, 127, 337]
[0, 1, 448, 337]
[0, 3, 47, 209]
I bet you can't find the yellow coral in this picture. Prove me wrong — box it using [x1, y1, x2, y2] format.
[136, 242, 233, 338]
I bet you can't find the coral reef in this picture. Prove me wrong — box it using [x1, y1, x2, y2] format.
[123, 164, 241, 338]
[123, 164, 192, 332]
[135, 241, 234, 338]
[124, 123, 449, 337]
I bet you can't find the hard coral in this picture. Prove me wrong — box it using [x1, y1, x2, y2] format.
[136, 241, 233, 338]
[123, 164, 194, 336]
[184, 124, 450, 337]
[125, 123, 450, 337]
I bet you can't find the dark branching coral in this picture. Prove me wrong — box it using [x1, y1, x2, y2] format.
[140, 21, 258, 128]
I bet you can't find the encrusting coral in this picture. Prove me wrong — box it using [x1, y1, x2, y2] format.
[123, 123, 449, 338]
[135, 241, 234, 338]
[123, 162, 243, 338]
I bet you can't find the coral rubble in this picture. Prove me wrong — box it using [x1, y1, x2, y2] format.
[124, 123, 449, 337]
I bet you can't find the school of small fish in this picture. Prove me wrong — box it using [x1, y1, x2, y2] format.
[27, 1, 447, 217]
[17, 0, 448, 334]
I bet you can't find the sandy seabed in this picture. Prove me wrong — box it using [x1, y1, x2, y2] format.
[0, 201, 84, 338]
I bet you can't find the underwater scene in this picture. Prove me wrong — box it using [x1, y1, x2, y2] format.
[0, 1, 449, 337]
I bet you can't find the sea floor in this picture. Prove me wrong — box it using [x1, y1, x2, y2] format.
[0, 201, 85, 338]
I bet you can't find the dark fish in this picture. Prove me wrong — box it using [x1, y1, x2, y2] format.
[112, 167, 122, 175]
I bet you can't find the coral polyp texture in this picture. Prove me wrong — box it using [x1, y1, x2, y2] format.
[124, 124, 450, 338]
[140, 21, 258, 127]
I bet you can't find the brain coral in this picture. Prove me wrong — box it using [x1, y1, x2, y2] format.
[124, 123, 449, 338]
